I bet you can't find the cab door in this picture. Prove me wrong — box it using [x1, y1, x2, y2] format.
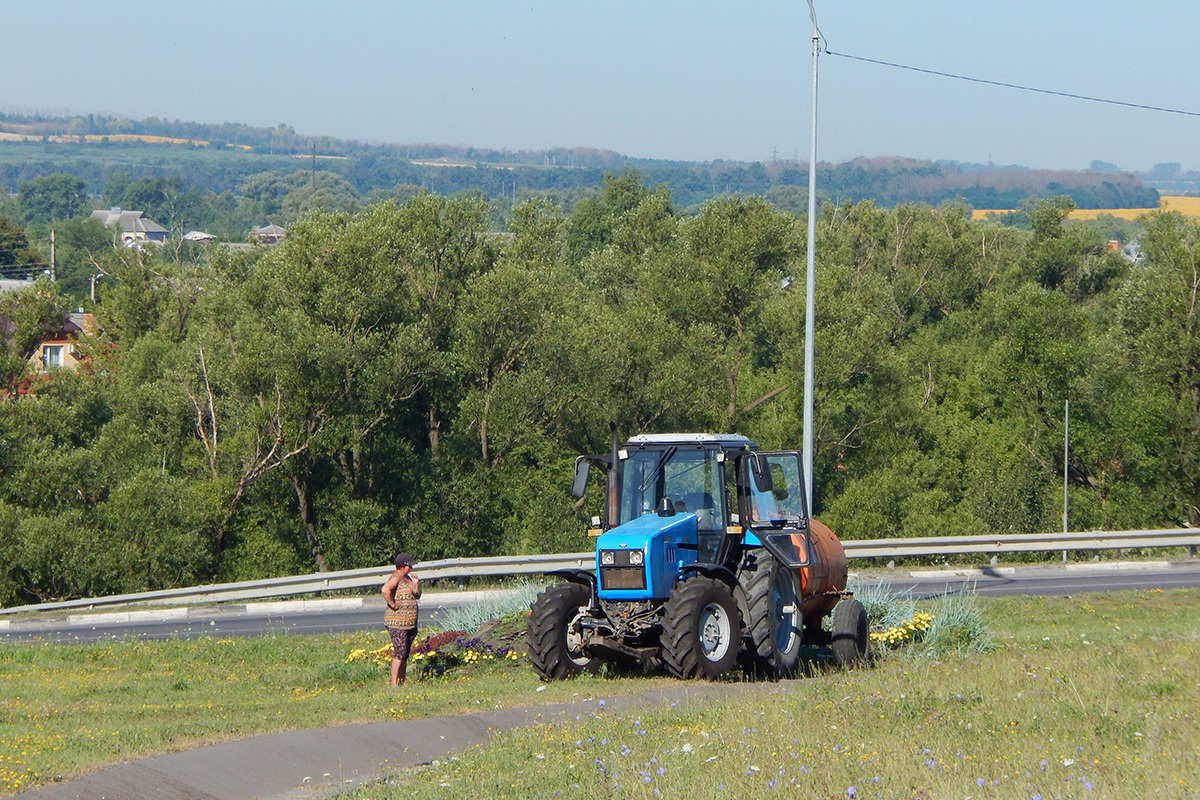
[740, 451, 811, 568]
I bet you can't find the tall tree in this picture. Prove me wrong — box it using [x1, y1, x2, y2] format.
[0, 281, 70, 395]
[18, 173, 88, 224]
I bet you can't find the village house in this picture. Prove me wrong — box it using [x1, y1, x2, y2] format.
[90, 208, 169, 246]
[27, 311, 97, 374]
[250, 223, 286, 244]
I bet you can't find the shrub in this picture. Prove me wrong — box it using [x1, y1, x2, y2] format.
[848, 578, 917, 629]
[921, 588, 995, 654]
[433, 580, 545, 633]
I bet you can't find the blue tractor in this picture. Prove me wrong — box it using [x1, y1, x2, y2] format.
[528, 432, 867, 680]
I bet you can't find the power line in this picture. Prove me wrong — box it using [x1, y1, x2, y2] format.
[825, 50, 1200, 119]
[804, 0, 827, 51]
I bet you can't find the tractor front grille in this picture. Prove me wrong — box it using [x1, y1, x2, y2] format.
[600, 566, 646, 591]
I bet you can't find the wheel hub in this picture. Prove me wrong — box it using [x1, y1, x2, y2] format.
[698, 602, 731, 660]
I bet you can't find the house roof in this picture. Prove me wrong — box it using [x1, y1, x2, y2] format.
[0, 278, 37, 294]
[0, 310, 95, 341]
[251, 224, 287, 236]
[90, 209, 169, 235]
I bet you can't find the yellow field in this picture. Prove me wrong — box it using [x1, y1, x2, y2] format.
[973, 195, 1200, 221]
[1158, 195, 1200, 216]
[0, 131, 252, 150]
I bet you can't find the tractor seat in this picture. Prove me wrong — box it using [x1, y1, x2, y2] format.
[680, 492, 717, 528]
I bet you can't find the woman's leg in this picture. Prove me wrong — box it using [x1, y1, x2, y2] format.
[387, 627, 407, 686]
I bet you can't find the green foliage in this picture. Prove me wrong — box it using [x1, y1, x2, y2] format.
[0, 280, 70, 394]
[17, 173, 87, 224]
[0, 179, 1196, 603]
[921, 589, 995, 654]
[432, 582, 546, 633]
[847, 578, 916, 630]
[341, 592, 1200, 800]
[0, 214, 39, 273]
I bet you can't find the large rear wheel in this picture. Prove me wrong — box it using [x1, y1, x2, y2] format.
[740, 548, 803, 678]
[527, 582, 599, 680]
[660, 577, 741, 679]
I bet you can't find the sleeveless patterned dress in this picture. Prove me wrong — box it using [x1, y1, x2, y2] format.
[384, 579, 418, 630]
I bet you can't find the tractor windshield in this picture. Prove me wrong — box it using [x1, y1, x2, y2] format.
[617, 447, 726, 531]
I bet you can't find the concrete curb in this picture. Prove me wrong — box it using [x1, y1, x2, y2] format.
[4, 590, 514, 631]
[904, 560, 1171, 580]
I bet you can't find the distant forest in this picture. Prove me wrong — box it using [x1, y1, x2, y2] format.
[0, 111, 1163, 219]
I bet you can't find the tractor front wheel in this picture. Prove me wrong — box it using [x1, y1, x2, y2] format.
[660, 577, 741, 679]
[527, 582, 599, 680]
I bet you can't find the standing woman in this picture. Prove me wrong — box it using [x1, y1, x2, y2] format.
[381, 552, 420, 686]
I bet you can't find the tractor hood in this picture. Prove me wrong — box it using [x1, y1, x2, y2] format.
[594, 512, 699, 600]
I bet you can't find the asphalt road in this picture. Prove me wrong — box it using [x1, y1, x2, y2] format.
[3, 561, 1199, 645]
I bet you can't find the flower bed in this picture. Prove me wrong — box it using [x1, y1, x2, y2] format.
[345, 626, 522, 678]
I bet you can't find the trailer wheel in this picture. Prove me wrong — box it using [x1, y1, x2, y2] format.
[740, 548, 803, 678]
[830, 597, 869, 667]
[661, 576, 741, 679]
[527, 583, 599, 680]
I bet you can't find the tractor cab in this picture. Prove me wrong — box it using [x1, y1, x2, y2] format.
[571, 433, 813, 600]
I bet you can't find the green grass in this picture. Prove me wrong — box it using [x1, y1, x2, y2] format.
[341, 590, 1200, 800]
[0, 628, 680, 795]
[2, 590, 1198, 798]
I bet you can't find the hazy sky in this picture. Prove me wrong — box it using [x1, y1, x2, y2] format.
[6, 1, 1199, 171]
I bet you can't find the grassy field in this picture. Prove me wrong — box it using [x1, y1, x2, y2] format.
[343, 590, 1200, 800]
[0, 626, 679, 795]
[2, 590, 1198, 798]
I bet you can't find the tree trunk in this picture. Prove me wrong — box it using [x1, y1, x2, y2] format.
[291, 464, 328, 573]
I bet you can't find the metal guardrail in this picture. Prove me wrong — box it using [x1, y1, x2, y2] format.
[840, 528, 1200, 559]
[2, 528, 1196, 616]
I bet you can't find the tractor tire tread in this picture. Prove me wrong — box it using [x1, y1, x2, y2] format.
[527, 583, 596, 680]
[739, 548, 802, 678]
[660, 576, 740, 680]
[830, 597, 869, 667]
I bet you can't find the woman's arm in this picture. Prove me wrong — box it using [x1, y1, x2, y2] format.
[381, 573, 399, 609]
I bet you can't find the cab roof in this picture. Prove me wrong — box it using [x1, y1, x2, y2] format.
[624, 433, 757, 450]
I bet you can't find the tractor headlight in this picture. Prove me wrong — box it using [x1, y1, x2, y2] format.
[601, 551, 615, 565]
[629, 551, 644, 566]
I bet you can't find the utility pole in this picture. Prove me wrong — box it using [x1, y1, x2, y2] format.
[1063, 398, 1070, 513]
[49, 229, 56, 282]
[801, 5, 821, 518]
[1062, 399, 1070, 561]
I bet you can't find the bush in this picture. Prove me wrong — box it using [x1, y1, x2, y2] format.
[921, 588, 995, 654]
[433, 580, 545, 632]
[849, 579, 994, 656]
[848, 578, 916, 629]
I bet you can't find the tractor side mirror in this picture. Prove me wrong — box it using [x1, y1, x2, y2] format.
[750, 453, 774, 494]
[571, 458, 590, 498]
